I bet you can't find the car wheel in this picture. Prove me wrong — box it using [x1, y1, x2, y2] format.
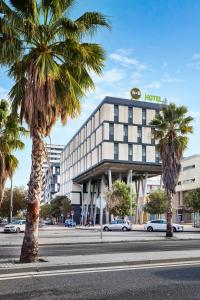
[104, 226, 109, 231]
[122, 226, 128, 231]
[147, 226, 153, 232]
[16, 227, 20, 233]
[173, 227, 176, 232]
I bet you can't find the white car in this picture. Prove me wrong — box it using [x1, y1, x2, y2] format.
[4, 220, 26, 233]
[103, 219, 132, 231]
[144, 219, 184, 232]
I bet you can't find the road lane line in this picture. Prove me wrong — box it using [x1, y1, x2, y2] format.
[1, 260, 200, 281]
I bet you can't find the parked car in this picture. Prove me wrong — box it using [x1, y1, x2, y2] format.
[44, 219, 54, 225]
[4, 220, 26, 233]
[65, 219, 76, 227]
[103, 219, 131, 231]
[144, 219, 184, 232]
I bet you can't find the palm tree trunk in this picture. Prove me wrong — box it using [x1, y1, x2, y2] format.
[166, 190, 173, 237]
[0, 178, 6, 208]
[20, 131, 45, 263]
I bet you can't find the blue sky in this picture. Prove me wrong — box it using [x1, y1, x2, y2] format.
[1, 0, 200, 187]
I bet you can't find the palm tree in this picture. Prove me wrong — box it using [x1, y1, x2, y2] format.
[0, 0, 110, 262]
[0, 99, 26, 206]
[151, 103, 193, 237]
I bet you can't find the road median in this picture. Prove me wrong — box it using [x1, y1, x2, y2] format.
[1, 250, 200, 276]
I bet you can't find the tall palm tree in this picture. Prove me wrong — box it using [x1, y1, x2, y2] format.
[0, 99, 26, 206]
[151, 103, 193, 237]
[0, 0, 110, 262]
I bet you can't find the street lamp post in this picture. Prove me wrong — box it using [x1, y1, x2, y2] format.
[10, 177, 13, 223]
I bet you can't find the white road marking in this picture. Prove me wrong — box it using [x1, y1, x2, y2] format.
[1, 260, 200, 281]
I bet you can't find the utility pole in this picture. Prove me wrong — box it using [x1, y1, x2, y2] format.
[10, 177, 13, 223]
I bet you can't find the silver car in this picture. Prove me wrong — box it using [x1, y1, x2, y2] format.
[103, 219, 131, 231]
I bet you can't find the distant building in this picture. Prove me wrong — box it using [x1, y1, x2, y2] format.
[41, 163, 61, 204]
[42, 144, 64, 174]
[41, 144, 64, 203]
[173, 155, 200, 223]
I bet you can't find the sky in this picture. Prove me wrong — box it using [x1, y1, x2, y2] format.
[1, 0, 200, 187]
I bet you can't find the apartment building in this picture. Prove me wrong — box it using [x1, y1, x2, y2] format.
[41, 144, 64, 203]
[173, 155, 200, 223]
[41, 163, 61, 204]
[60, 96, 163, 224]
[42, 144, 64, 173]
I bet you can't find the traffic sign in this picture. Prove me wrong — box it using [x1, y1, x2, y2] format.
[96, 197, 106, 209]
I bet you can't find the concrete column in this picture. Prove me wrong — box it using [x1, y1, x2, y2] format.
[129, 170, 133, 222]
[134, 179, 141, 224]
[84, 179, 91, 225]
[160, 175, 163, 189]
[139, 173, 148, 224]
[93, 181, 99, 225]
[100, 175, 106, 224]
[107, 169, 112, 223]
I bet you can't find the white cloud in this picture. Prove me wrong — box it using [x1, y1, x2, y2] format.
[161, 74, 184, 83]
[115, 48, 133, 56]
[144, 81, 161, 89]
[110, 53, 138, 65]
[162, 62, 168, 69]
[94, 68, 126, 83]
[130, 71, 142, 84]
[189, 54, 200, 69]
[192, 53, 200, 60]
[109, 49, 147, 70]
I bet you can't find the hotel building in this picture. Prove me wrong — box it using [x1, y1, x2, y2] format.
[60, 96, 163, 224]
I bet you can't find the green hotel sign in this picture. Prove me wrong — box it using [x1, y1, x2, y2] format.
[130, 87, 165, 104]
[144, 94, 162, 103]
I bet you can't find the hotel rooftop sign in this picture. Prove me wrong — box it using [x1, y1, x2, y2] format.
[130, 88, 166, 104]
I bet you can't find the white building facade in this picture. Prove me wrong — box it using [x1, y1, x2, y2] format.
[60, 96, 163, 224]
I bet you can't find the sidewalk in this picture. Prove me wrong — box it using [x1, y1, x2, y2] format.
[1, 250, 200, 275]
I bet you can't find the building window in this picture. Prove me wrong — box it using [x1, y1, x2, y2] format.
[137, 126, 142, 143]
[183, 165, 195, 171]
[128, 107, 133, 124]
[151, 128, 155, 144]
[124, 125, 128, 142]
[114, 143, 119, 160]
[178, 181, 181, 185]
[142, 145, 146, 162]
[183, 178, 195, 184]
[109, 123, 114, 141]
[99, 144, 102, 161]
[114, 105, 119, 122]
[128, 144, 133, 161]
[142, 109, 146, 125]
[155, 151, 160, 163]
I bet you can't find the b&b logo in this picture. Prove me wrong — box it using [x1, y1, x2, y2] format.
[131, 88, 141, 100]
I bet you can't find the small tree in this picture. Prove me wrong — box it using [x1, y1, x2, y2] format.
[106, 180, 134, 217]
[184, 188, 200, 226]
[0, 186, 27, 219]
[40, 203, 52, 220]
[144, 189, 168, 218]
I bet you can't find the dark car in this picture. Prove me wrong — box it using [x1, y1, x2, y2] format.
[65, 219, 76, 227]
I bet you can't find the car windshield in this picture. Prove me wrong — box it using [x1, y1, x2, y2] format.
[11, 220, 21, 225]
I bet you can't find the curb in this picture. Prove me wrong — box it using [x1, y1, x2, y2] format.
[1, 256, 200, 275]
[1, 237, 200, 247]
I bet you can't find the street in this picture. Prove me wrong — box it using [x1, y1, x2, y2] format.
[2, 239, 200, 259]
[0, 263, 200, 299]
[1, 227, 200, 299]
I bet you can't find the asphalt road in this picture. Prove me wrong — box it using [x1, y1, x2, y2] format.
[2, 239, 200, 259]
[0, 263, 200, 299]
